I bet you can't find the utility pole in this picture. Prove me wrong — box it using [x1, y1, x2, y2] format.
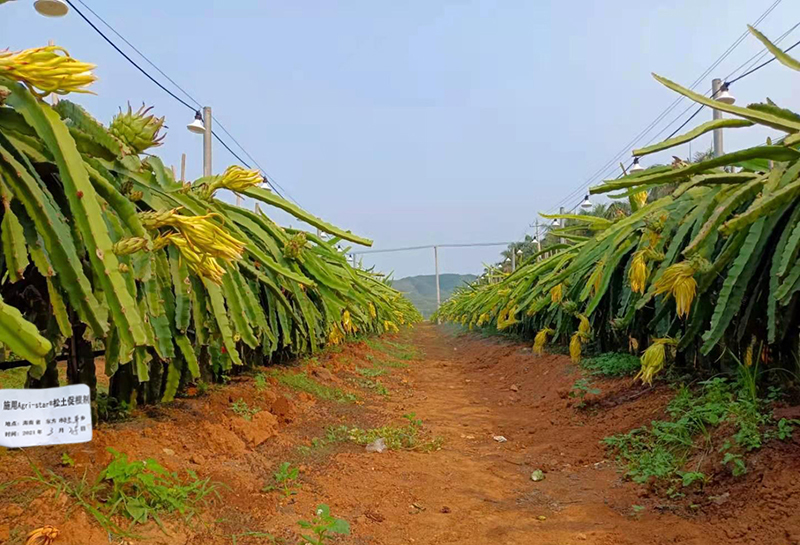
[712, 78, 724, 158]
[203, 106, 213, 177]
[511, 247, 516, 272]
[558, 206, 566, 245]
[180, 153, 186, 182]
[434, 246, 441, 311]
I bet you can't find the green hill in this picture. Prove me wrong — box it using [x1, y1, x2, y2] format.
[392, 274, 477, 318]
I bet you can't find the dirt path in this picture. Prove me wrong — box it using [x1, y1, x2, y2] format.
[2, 324, 799, 544]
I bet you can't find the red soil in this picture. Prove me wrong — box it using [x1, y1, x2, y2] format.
[1, 324, 799, 544]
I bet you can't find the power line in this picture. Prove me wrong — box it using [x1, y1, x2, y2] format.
[63, 0, 297, 203]
[540, 0, 784, 216]
[352, 242, 515, 255]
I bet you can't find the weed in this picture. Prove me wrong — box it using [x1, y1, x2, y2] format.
[61, 452, 76, 467]
[263, 462, 300, 497]
[604, 377, 790, 487]
[297, 504, 350, 544]
[95, 448, 218, 527]
[378, 359, 409, 369]
[356, 367, 387, 378]
[773, 418, 800, 440]
[273, 371, 357, 403]
[231, 531, 278, 544]
[355, 378, 390, 397]
[197, 381, 210, 396]
[349, 413, 443, 452]
[581, 352, 641, 377]
[297, 425, 350, 456]
[96, 393, 131, 423]
[679, 471, 708, 489]
[722, 452, 747, 476]
[569, 378, 600, 408]
[231, 399, 260, 421]
[14, 449, 218, 536]
[254, 373, 269, 391]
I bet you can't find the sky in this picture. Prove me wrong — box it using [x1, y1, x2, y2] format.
[2, 0, 799, 278]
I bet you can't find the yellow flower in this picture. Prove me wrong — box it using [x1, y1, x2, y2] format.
[578, 314, 591, 336]
[202, 165, 264, 198]
[154, 233, 226, 284]
[550, 283, 564, 303]
[569, 332, 583, 363]
[342, 310, 355, 334]
[383, 320, 399, 333]
[653, 262, 697, 318]
[368, 302, 377, 319]
[629, 251, 648, 294]
[635, 337, 678, 385]
[140, 208, 245, 263]
[0, 45, 96, 97]
[744, 336, 756, 367]
[328, 326, 344, 346]
[632, 190, 648, 209]
[533, 327, 554, 355]
[497, 306, 519, 330]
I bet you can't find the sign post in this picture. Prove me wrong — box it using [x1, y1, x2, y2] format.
[0, 384, 93, 448]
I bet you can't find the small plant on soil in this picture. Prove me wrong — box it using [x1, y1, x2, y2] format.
[60, 452, 76, 467]
[378, 358, 409, 369]
[95, 393, 131, 422]
[12, 449, 218, 536]
[273, 371, 357, 403]
[196, 380, 211, 396]
[263, 462, 300, 497]
[581, 352, 641, 377]
[355, 378, 390, 397]
[254, 373, 269, 391]
[356, 366, 387, 378]
[349, 413, 443, 452]
[569, 378, 600, 408]
[297, 504, 350, 544]
[297, 425, 351, 456]
[94, 448, 218, 527]
[603, 377, 791, 490]
[232, 398, 261, 421]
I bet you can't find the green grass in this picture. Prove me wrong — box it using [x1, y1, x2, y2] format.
[354, 378, 389, 397]
[297, 425, 351, 456]
[356, 366, 387, 378]
[603, 377, 798, 493]
[365, 338, 418, 362]
[6, 449, 218, 536]
[273, 371, 357, 403]
[581, 352, 641, 377]
[349, 413, 443, 452]
[231, 398, 261, 421]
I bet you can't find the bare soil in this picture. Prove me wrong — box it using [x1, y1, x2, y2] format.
[1, 324, 799, 544]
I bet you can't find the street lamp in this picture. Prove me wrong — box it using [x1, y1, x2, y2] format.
[34, 0, 69, 17]
[188, 107, 213, 178]
[580, 194, 592, 210]
[187, 111, 205, 134]
[630, 157, 644, 173]
[716, 82, 736, 105]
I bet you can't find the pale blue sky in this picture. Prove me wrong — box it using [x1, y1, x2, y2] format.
[2, 0, 798, 277]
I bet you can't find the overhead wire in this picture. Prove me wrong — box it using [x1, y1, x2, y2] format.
[539, 0, 784, 217]
[63, 0, 298, 203]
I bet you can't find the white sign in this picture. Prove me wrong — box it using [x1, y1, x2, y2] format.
[0, 384, 93, 448]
